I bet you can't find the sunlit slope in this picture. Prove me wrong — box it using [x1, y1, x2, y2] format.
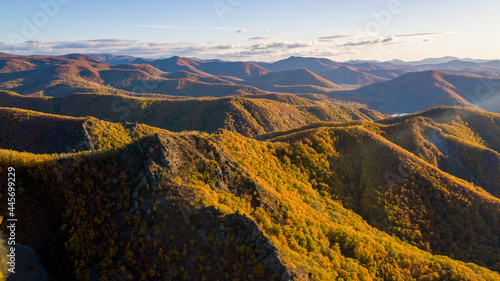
[1, 128, 500, 280]
[0, 91, 383, 137]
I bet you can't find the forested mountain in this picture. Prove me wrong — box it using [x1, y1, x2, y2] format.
[1, 107, 500, 280]
[0, 107, 162, 154]
[2, 54, 500, 112]
[255, 56, 343, 73]
[0, 55, 276, 98]
[319, 66, 388, 86]
[329, 70, 500, 114]
[1, 51, 500, 280]
[250, 68, 343, 89]
[0, 90, 383, 137]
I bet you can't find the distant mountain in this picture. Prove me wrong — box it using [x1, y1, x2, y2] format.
[137, 56, 208, 75]
[163, 70, 234, 84]
[389, 59, 500, 72]
[256, 56, 342, 73]
[88, 53, 142, 65]
[0, 57, 106, 97]
[196, 61, 269, 79]
[343, 62, 388, 70]
[0, 55, 352, 98]
[389, 56, 460, 66]
[128, 56, 270, 79]
[0, 56, 276, 98]
[257, 57, 416, 83]
[329, 70, 500, 114]
[107, 63, 166, 76]
[2, 54, 500, 112]
[350, 58, 500, 73]
[421, 60, 493, 70]
[318, 65, 388, 86]
[483, 60, 500, 70]
[361, 68, 411, 79]
[251, 68, 342, 88]
[58, 53, 103, 63]
[442, 68, 500, 78]
[0, 52, 19, 58]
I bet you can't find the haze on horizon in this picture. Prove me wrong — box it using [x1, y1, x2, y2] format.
[0, 0, 499, 62]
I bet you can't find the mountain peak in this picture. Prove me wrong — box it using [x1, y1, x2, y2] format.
[59, 53, 103, 63]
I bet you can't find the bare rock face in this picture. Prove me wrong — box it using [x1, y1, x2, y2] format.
[0, 241, 49, 281]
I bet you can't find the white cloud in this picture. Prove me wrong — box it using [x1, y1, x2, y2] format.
[249, 34, 296, 41]
[394, 32, 448, 38]
[237, 29, 249, 33]
[0, 37, 378, 61]
[211, 44, 242, 50]
[318, 31, 376, 42]
[338, 37, 397, 47]
[251, 41, 314, 50]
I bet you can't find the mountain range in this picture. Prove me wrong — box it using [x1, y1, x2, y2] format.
[1, 53, 500, 115]
[329, 70, 500, 114]
[1, 51, 500, 280]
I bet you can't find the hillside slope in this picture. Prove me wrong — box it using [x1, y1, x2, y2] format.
[197, 61, 270, 79]
[256, 56, 342, 73]
[0, 55, 350, 97]
[251, 68, 343, 89]
[260, 107, 500, 199]
[319, 66, 388, 86]
[0, 91, 383, 137]
[329, 70, 500, 114]
[1, 124, 499, 280]
[0, 56, 281, 98]
[0, 107, 164, 154]
[377, 107, 500, 197]
[263, 118, 500, 271]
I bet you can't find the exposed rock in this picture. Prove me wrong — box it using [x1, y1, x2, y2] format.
[0, 241, 49, 281]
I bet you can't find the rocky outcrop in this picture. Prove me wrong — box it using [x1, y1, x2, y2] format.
[0, 241, 49, 281]
[116, 132, 296, 280]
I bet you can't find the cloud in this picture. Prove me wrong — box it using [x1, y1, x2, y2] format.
[0, 39, 211, 58]
[318, 31, 376, 41]
[264, 28, 271, 33]
[395, 32, 447, 38]
[338, 37, 397, 47]
[211, 44, 242, 50]
[249, 34, 295, 41]
[51, 39, 137, 49]
[0, 38, 347, 62]
[237, 29, 249, 33]
[251, 41, 314, 50]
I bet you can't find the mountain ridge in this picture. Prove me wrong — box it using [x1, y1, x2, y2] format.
[329, 70, 500, 114]
[1, 108, 500, 280]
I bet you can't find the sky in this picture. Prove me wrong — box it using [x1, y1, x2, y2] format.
[0, 0, 499, 62]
